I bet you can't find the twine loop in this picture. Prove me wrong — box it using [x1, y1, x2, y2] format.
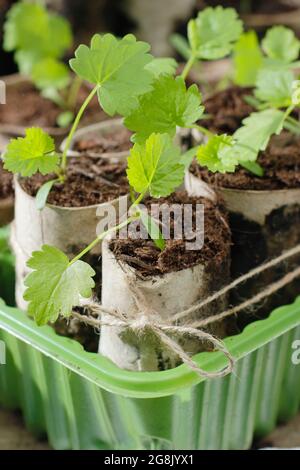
[71, 243, 300, 379]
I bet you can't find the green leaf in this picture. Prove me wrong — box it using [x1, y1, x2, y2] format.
[4, 3, 47, 52]
[56, 111, 74, 128]
[145, 57, 178, 77]
[24, 245, 95, 325]
[45, 13, 73, 58]
[197, 134, 237, 173]
[31, 58, 70, 91]
[36, 179, 59, 211]
[170, 33, 192, 60]
[125, 76, 204, 142]
[4, 2, 72, 64]
[233, 31, 263, 86]
[70, 33, 154, 116]
[14, 49, 44, 75]
[262, 26, 300, 64]
[3, 128, 59, 177]
[187, 6, 243, 60]
[139, 210, 165, 251]
[292, 79, 300, 106]
[127, 133, 185, 198]
[240, 161, 264, 177]
[254, 69, 294, 107]
[223, 109, 285, 164]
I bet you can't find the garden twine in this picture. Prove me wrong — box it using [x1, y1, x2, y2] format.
[72, 243, 300, 379]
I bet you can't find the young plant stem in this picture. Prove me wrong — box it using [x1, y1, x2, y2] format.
[190, 123, 214, 139]
[67, 76, 83, 110]
[282, 104, 295, 122]
[285, 115, 300, 133]
[61, 85, 99, 174]
[181, 55, 196, 81]
[69, 214, 139, 266]
[68, 188, 149, 266]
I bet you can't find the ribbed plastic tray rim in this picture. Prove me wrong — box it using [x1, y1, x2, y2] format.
[0, 297, 300, 399]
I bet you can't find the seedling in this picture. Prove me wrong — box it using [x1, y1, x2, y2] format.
[195, 75, 300, 176]
[3, 1, 78, 127]
[2, 32, 172, 206]
[23, 132, 188, 325]
[233, 26, 300, 87]
[1, 30, 207, 325]
[170, 6, 243, 81]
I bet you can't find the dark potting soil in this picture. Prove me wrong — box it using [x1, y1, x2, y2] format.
[110, 191, 231, 277]
[0, 81, 106, 129]
[191, 132, 300, 190]
[74, 128, 132, 154]
[20, 156, 129, 207]
[0, 160, 13, 199]
[200, 86, 255, 135]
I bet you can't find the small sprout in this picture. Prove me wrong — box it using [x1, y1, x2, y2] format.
[197, 134, 236, 173]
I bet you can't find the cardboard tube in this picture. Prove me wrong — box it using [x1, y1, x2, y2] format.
[13, 177, 129, 310]
[99, 234, 230, 372]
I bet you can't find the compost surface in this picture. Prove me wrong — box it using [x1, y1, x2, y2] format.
[110, 191, 231, 276]
[191, 133, 300, 190]
[0, 81, 106, 128]
[74, 128, 132, 154]
[20, 156, 129, 207]
[200, 85, 254, 135]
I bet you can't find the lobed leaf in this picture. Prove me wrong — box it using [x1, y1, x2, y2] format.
[3, 128, 59, 177]
[70, 33, 154, 116]
[262, 26, 300, 64]
[187, 6, 243, 60]
[254, 69, 294, 108]
[127, 133, 185, 198]
[221, 109, 286, 164]
[125, 76, 204, 142]
[197, 134, 237, 173]
[31, 57, 71, 91]
[145, 57, 178, 77]
[24, 245, 95, 325]
[4, 2, 72, 63]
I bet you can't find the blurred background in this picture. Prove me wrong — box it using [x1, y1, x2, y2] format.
[2, 0, 300, 76]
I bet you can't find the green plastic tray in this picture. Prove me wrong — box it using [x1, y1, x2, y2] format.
[0, 297, 300, 450]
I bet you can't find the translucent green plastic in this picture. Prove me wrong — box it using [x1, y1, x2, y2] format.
[0, 298, 300, 450]
[0, 227, 299, 449]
